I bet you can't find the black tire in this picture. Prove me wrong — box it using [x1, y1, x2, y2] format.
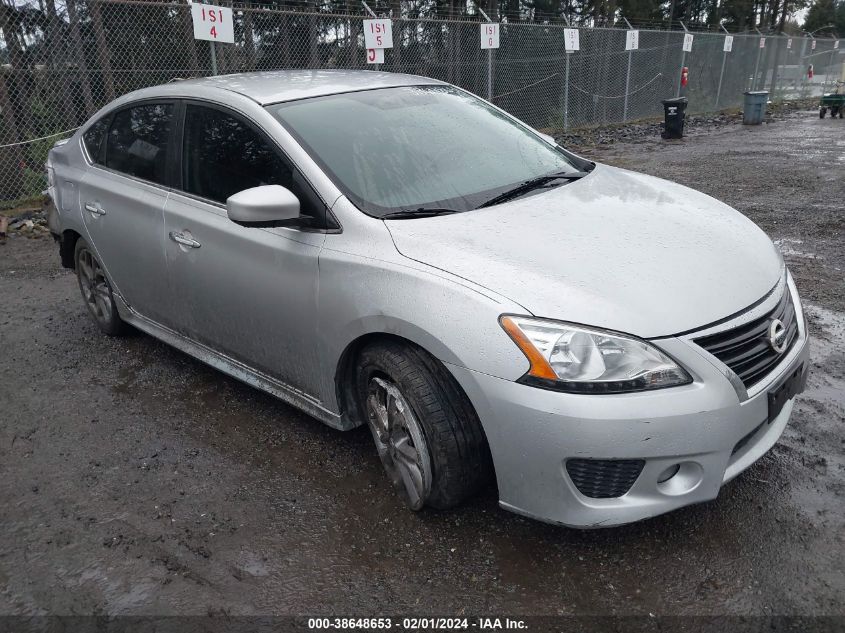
[355, 340, 492, 511]
[819, 107, 826, 119]
[74, 238, 126, 336]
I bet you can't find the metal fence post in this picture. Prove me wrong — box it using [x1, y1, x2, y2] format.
[564, 52, 571, 130]
[487, 49, 493, 100]
[675, 23, 688, 98]
[753, 29, 763, 90]
[623, 50, 632, 121]
[477, 7, 494, 101]
[362, 1, 379, 71]
[799, 37, 809, 98]
[623, 18, 633, 122]
[209, 41, 218, 75]
[715, 25, 729, 109]
[826, 47, 836, 93]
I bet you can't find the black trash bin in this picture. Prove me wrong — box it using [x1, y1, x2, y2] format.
[661, 97, 688, 139]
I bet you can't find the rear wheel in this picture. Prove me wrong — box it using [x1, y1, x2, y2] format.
[356, 341, 492, 511]
[74, 238, 126, 336]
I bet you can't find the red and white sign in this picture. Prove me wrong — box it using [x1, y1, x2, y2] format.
[759, 37, 766, 48]
[625, 30, 639, 51]
[723, 35, 733, 52]
[366, 48, 384, 64]
[190, 3, 234, 44]
[364, 19, 393, 49]
[563, 28, 579, 52]
[682, 33, 694, 52]
[481, 23, 500, 49]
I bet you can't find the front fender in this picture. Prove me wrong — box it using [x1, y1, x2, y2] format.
[315, 213, 530, 416]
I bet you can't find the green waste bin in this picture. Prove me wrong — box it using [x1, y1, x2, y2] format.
[743, 91, 768, 125]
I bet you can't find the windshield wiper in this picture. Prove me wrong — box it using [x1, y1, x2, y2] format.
[381, 208, 461, 220]
[478, 171, 589, 209]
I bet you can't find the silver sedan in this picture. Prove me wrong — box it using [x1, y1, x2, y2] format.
[46, 70, 808, 527]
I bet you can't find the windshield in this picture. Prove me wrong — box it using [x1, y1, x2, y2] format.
[267, 86, 585, 217]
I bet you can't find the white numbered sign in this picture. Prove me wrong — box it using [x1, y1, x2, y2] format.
[366, 48, 384, 64]
[364, 19, 393, 49]
[786, 38, 792, 49]
[481, 23, 500, 49]
[682, 33, 694, 52]
[835, 40, 841, 50]
[723, 35, 733, 52]
[811, 39, 817, 50]
[191, 3, 234, 44]
[564, 28, 580, 52]
[759, 37, 766, 48]
[625, 30, 639, 51]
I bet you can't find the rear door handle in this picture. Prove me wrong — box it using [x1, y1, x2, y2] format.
[169, 231, 201, 249]
[84, 202, 106, 216]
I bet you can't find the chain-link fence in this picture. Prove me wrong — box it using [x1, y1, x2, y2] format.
[1, 0, 843, 206]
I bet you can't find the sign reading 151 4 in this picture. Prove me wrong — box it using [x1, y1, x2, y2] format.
[191, 2, 235, 44]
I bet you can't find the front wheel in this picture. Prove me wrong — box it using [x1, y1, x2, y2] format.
[820, 107, 827, 118]
[356, 341, 492, 511]
[74, 238, 126, 336]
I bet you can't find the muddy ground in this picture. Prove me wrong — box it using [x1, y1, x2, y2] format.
[1, 110, 843, 619]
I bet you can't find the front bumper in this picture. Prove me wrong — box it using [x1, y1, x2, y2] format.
[447, 280, 809, 528]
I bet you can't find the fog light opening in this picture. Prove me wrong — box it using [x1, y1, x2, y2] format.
[657, 464, 681, 484]
[656, 461, 704, 496]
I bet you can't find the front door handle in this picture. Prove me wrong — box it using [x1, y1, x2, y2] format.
[169, 231, 201, 249]
[84, 202, 106, 216]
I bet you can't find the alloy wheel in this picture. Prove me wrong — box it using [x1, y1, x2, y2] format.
[365, 376, 432, 510]
[77, 247, 115, 329]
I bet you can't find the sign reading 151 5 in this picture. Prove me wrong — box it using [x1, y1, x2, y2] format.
[364, 19, 393, 49]
[191, 3, 234, 44]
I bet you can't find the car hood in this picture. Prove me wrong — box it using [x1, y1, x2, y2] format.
[385, 164, 782, 338]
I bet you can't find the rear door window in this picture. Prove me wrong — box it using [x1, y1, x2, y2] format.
[82, 116, 109, 163]
[104, 103, 174, 185]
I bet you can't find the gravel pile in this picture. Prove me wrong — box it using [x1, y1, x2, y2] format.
[0, 202, 51, 240]
[555, 98, 820, 149]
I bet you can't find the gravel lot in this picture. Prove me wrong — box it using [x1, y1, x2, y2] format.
[1, 110, 843, 619]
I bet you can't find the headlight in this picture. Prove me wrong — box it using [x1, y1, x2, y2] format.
[500, 315, 692, 393]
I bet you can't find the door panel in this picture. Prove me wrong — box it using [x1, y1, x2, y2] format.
[79, 168, 169, 324]
[163, 192, 325, 398]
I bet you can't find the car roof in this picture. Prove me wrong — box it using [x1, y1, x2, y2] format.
[141, 69, 446, 106]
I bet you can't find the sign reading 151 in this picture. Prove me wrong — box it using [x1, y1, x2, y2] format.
[191, 3, 235, 44]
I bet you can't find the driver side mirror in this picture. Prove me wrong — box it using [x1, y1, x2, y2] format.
[226, 185, 301, 227]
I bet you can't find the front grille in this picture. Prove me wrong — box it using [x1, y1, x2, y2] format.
[566, 458, 644, 498]
[694, 288, 799, 389]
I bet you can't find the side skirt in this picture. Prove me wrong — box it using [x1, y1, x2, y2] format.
[113, 295, 350, 431]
